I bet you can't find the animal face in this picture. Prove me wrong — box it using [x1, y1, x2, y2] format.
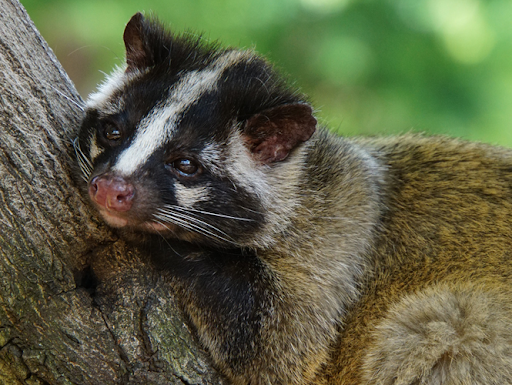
[76, 13, 316, 246]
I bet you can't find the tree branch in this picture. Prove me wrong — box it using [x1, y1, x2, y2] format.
[0, 1, 223, 383]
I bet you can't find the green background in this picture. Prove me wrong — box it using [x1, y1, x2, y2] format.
[21, 0, 512, 145]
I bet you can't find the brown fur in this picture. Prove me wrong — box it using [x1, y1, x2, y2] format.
[316, 134, 512, 384]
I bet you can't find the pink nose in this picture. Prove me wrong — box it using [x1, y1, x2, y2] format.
[89, 176, 134, 212]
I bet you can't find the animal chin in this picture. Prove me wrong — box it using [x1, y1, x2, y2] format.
[97, 209, 130, 228]
[98, 210, 173, 232]
[141, 221, 175, 232]
[143, 221, 208, 243]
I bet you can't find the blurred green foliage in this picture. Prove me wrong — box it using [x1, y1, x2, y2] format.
[21, 0, 512, 145]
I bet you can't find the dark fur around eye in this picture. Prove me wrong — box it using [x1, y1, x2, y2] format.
[105, 122, 121, 141]
[98, 119, 124, 147]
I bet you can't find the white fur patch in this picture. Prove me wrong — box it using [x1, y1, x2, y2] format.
[225, 130, 270, 200]
[113, 51, 248, 176]
[174, 183, 210, 208]
[86, 65, 128, 109]
[199, 142, 223, 175]
[88, 132, 103, 161]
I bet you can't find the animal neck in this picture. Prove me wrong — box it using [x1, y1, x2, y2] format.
[257, 130, 386, 314]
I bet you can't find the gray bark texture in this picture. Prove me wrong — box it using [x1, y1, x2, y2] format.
[0, 1, 224, 384]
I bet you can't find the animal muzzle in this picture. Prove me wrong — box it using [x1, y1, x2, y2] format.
[89, 175, 135, 212]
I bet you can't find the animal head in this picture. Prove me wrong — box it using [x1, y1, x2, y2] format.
[76, 13, 317, 247]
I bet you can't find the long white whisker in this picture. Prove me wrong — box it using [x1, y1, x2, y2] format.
[77, 163, 90, 182]
[74, 138, 94, 169]
[157, 210, 234, 242]
[154, 213, 200, 235]
[76, 151, 92, 171]
[157, 208, 235, 238]
[76, 156, 92, 181]
[50, 86, 85, 111]
[170, 205, 254, 222]
[240, 206, 264, 215]
[150, 220, 184, 258]
[155, 213, 234, 244]
[155, 209, 236, 244]
[73, 137, 93, 180]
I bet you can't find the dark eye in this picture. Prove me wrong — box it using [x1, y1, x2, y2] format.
[97, 119, 123, 147]
[171, 158, 201, 177]
[104, 122, 122, 142]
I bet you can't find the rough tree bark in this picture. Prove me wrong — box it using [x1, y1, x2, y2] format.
[0, 1, 224, 384]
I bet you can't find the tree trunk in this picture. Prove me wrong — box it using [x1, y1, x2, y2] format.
[0, 1, 224, 384]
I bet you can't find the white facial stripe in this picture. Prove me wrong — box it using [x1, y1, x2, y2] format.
[86, 65, 128, 109]
[113, 50, 248, 176]
[225, 130, 269, 199]
[174, 183, 210, 208]
[88, 132, 103, 161]
[113, 70, 218, 174]
[199, 142, 223, 175]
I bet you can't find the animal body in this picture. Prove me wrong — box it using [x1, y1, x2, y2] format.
[77, 13, 512, 384]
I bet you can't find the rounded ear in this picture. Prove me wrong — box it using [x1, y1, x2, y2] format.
[243, 104, 317, 164]
[123, 12, 154, 72]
